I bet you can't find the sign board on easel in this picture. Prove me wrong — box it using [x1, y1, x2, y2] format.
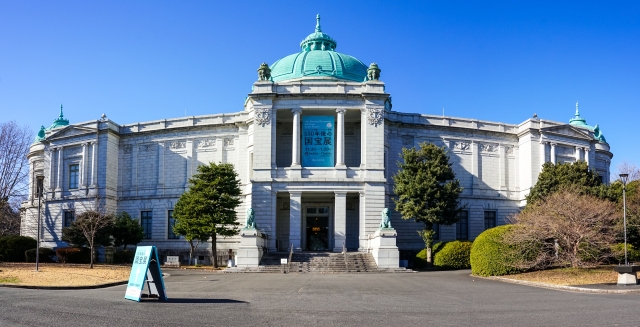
[124, 246, 167, 302]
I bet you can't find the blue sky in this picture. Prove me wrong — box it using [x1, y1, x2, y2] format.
[1, 1, 639, 179]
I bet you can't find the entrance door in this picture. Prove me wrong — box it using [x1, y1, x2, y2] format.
[305, 207, 330, 251]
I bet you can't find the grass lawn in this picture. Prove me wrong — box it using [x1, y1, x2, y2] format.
[0, 263, 131, 287]
[504, 266, 619, 285]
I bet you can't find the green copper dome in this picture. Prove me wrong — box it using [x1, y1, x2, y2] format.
[569, 102, 607, 144]
[48, 104, 69, 130]
[270, 15, 368, 83]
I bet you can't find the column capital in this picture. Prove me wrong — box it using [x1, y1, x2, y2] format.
[334, 191, 347, 196]
[550, 142, 557, 147]
[336, 108, 347, 114]
[289, 191, 302, 197]
[82, 142, 88, 147]
[584, 147, 591, 152]
[291, 108, 302, 114]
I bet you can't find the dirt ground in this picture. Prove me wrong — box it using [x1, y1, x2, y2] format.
[0, 263, 131, 287]
[505, 266, 619, 285]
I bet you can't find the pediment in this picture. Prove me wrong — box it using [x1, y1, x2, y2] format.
[46, 125, 97, 141]
[541, 125, 593, 141]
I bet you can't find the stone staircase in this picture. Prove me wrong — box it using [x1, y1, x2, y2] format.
[224, 252, 412, 274]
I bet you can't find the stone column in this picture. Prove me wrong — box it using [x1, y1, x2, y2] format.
[499, 144, 507, 191]
[291, 108, 301, 167]
[575, 146, 581, 163]
[358, 191, 367, 251]
[585, 147, 591, 168]
[336, 109, 346, 167]
[91, 142, 98, 187]
[132, 143, 138, 196]
[158, 142, 165, 195]
[49, 148, 56, 190]
[550, 143, 557, 164]
[56, 146, 64, 192]
[539, 140, 546, 171]
[80, 143, 87, 187]
[360, 108, 367, 168]
[471, 142, 479, 194]
[333, 191, 347, 252]
[289, 191, 302, 251]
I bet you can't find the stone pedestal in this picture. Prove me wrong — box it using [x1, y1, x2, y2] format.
[370, 229, 399, 268]
[614, 265, 640, 285]
[236, 228, 265, 268]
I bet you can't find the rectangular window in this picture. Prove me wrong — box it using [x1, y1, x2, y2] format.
[69, 164, 79, 189]
[35, 177, 44, 198]
[141, 211, 152, 239]
[484, 211, 497, 230]
[168, 210, 178, 239]
[456, 211, 469, 240]
[64, 211, 75, 228]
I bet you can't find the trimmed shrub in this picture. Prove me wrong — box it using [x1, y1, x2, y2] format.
[434, 241, 472, 269]
[0, 236, 37, 262]
[611, 243, 640, 263]
[56, 247, 91, 264]
[113, 250, 135, 264]
[25, 248, 56, 263]
[471, 225, 522, 276]
[414, 241, 446, 269]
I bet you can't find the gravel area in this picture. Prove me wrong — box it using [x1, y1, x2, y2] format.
[0, 263, 130, 286]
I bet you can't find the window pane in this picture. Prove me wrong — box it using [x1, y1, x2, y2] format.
[484, 211, 496, 230]
[69, 164, 79, 189]
[456, 211, 469, 240]
[141, 211, 152, 239]
[64, 211, 75, 228]
[168, 210, 178, 239]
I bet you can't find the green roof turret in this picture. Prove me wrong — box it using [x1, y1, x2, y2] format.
[33, 125, 46, 143]
[568, 102, 608, 144]
[300, 14, 337, 52]
[48, 104, 69, 130]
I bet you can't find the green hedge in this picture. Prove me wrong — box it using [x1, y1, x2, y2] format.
[25, 248, 56, 263]
[414, 242, 446, 269]
[113, 250, 135, 264]
[470, 225, 522, 276]
[0, 236, 37, 262]
[56, 247, 91, 264]
[434, 241, 472, 269]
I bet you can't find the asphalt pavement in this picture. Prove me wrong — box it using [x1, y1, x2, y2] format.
[2, 269, 640, 326]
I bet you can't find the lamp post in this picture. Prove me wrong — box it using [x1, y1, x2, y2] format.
[620, 173, 629, 266]
[35, 176, 44, 272]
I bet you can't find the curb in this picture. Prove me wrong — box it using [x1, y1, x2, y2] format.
[484, 276, 640, 294]
[0, 280, 128, 290]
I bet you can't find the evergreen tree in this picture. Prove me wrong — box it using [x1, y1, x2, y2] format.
[526, 161, 603, 205]
[173, 163, 242, 268]
[392, 142, 464, 265]
[111, 212, 144, 250]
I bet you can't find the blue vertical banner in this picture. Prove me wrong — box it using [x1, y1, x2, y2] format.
[302, 116, 334, 167]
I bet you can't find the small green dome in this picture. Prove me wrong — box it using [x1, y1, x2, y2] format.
[48, 104, 69, 130]
[269, 15, 368, 83]
[569, 102, 607, 144]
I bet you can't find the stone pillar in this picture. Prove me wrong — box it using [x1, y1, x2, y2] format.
[585, 148, 591, 168]
[575, 146, 581, 163]
[358, 191, 367, 251]
[333, 191, 347, 252]
[49, 148, 56, 190]
[335, 109, 346, 167]
[91, 142, 98, 187]
[539, 140, 546, 171]
[80, 143, 88, 187]
[291, 108, 301, 167]
[550, 143, 557, 164]
[360, 108, 367, 168]
[499, 144, 507, 191]
[158, 142, 165, 195]
[56, 146, 63, 192]
[289, 191, 302, 251]
[471, 142, 479, 195]
[132, 143, 138, 196]
[186, 140, 194, 187]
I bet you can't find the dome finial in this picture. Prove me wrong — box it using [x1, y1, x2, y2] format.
[575, 101, 579, 116]
[315, 14, 321, 32]
[59, 104, 64, 119]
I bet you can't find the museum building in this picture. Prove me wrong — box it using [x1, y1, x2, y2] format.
[21, 16, 613, 267]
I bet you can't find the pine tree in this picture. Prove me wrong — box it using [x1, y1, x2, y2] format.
[173, 163, 242, 268]
[392, 142, 464, 265]
[526, 161, 602, 205]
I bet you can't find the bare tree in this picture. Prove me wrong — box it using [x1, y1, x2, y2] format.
[617, 162, 640, 182]
[0, 200, 21, 237]
[73, 198, 115, 268]
[507, 189, 619, 269]
[0, 121, 32, 202]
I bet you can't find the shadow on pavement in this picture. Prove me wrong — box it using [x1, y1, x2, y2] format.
[162, 298, 248, 304]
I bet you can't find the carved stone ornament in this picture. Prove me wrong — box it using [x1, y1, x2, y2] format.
[453, 141, 470, 151]
[480, 143, 498, 153]
[367, 63, 381, 81]
[255, 108, 271, 126]
[257, 63, 271, 81]
[367, 108, 383, 126]
[224, 138, 235, 147]
[139, 144, 155, 152]
[506, 146, 514, 155]
[379, 208, 392, 229]
[556, 146, 575, 156]
[401, 135, 414, 146]
[170, 141, 186, 150]
[123, 145, 133, 154]
[197, 139, 216, 148]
